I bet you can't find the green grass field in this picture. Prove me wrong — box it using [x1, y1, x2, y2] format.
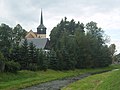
[62, 65, 120, 90]
[0, 65, 119, 90]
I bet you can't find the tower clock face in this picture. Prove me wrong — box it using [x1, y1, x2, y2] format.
[41, 28, 43, 31]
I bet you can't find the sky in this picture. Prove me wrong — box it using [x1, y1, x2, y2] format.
[0, 0, 120, 53]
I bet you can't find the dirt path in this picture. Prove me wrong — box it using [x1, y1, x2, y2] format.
[21, 70, 112, 90]
[21, 73, 91, 90]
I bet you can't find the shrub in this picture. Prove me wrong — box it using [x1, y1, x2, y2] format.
[5, 60, 21, 73]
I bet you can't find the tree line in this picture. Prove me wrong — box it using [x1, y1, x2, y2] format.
[50, 17, 112, 70]
[0, 17, 113, 73]
[0, 24, 48, 73]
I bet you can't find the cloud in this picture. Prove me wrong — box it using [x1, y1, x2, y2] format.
[0, 0, 120, 53]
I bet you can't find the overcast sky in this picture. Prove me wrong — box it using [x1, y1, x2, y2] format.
[0, 0, 120, 53]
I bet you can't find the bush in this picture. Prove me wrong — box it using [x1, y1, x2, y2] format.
[5, 60, 21, 73]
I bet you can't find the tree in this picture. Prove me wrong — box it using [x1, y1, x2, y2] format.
[74, 29, 88, 68]
[50, 17, 85, 50]
[58, 31, 76, 70]
[86, 21, 104, 45]
[5, 60, 21, 73]
[12, 24, 27, 45]
[49, 49, 59, 70]
[37, 49, 48, 71]
[28, 42, 37, 64]
[85, 21, 112, 67]
[20, 39, 29, 69]
[0, 23, 12, 58]
[10, 45, 21, 62]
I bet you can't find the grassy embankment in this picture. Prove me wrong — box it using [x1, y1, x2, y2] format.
[62, 64, 120, 90]
[0, 64, 120, 90]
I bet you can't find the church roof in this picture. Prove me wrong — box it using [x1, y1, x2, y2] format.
[20, 38, 50, 49]
[37, 24, 46, 29]
[25, 30, 37, 38]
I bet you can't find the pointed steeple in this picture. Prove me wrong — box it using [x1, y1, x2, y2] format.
[37, 9, 47, 34]
[40, 9, 43, 25]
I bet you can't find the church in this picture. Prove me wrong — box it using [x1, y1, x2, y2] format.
[21, 10, 50, 50]
[25, 10, 47, 39]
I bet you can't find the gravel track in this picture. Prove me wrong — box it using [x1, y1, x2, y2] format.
[21, 70, 111, 90]
[21, 73, 91, 90]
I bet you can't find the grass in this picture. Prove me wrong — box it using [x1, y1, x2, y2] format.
[0, 64, 119, 90]
[62, 65, 120, 90]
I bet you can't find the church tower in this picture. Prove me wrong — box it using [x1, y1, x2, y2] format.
[37, 10, 47, 38]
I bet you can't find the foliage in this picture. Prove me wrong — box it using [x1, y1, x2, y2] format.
[20, 39, 29, 69]
[50, 17, 84, 50]
[5, 60, 21, 73]
[50, 18, 112, 70]
[0, 52, 5, 72]
[0, 23, 27, 59]
[10, 39, 48, 71]
[12, 24, 27, 45]
[37, 49, 48, 71]
[0, 18, 113, 72]
[49, 49, 59, 70]
[28, 42, 37, 64]
[0, 24, 12, 58]
[10, 45, 21, 62]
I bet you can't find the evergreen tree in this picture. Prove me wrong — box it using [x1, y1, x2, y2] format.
[10, 45, 21, 62]
[28, 42, 37, 64]
[37, 49, 48, 71]
[49, 49, 59, 70]
[20, 39, 29, 69]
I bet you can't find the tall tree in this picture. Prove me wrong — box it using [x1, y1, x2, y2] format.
[20, 39, 29, 69]
[86, 21, 104, 45]
[37, 49, 48, 71]
[50, 17, 85, 50]
[0, 23, 12, 57]
[85, 21, 112, 67]
[28, 42, 37, 64]
[49, 49, 59, 70]
[12, 24, 27, 45]
[10, 45, 21, 62]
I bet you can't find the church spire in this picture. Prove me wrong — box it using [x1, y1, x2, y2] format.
[37, 9, 47, 35]
[40, 9, 43, 25]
